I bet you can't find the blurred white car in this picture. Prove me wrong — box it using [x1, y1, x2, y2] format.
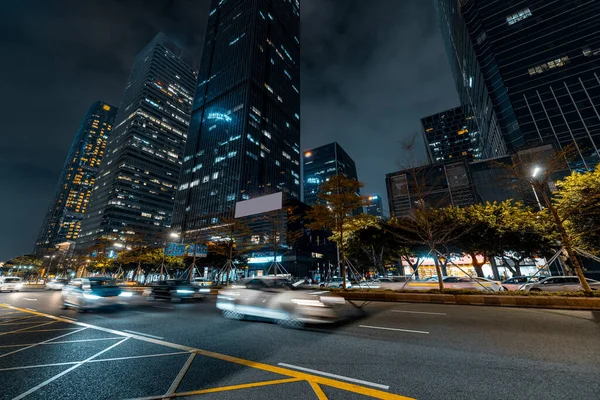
[0, 277, 23, 292]
[319, 277, 352, 289]
[217, 277, 347, 328]
[524, 276, 600, 292]
[46, 278, 69, 291]
[501, 276, 540, 291]
[192, 277, 213, 287]
[61, 277, 132, 312]
[442, 276, 504, 292]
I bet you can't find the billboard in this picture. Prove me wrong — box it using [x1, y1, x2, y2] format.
[234, 192, 283, 218]
[188, 244, 207, 258]
[165, 243, 207, 257]
[165, 243, 186, 256]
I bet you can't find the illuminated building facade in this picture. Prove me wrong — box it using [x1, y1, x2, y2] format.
[435, 0, 600, 170]
[365, 195, 384, 219]
[423, 106, 478, 163]
[173, 0, 301, 236]
[76, 33, 196, 251]
[303, 142, 359, 208]
[34, 102, 117, 255]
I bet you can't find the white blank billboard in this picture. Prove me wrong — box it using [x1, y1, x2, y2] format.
[234, 192, 283, 218]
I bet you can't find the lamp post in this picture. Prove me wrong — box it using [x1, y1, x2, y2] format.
[530, 166, 544, 211]
[44, 255, 56, 280]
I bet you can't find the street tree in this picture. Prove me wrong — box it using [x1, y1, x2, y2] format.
[306, 174, 367, 289]
[501, 145, 593, 292]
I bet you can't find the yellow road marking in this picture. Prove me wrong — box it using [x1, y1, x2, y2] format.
[0, 304, 414, 400]
[309, 381, 328, 399]
[172, 378, 302, 397]
[0, 321, 55, 336]
[0, 315, 37, 325]
[2, 328, 80, 334]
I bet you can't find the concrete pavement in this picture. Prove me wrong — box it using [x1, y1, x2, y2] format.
[0, 290, 599, 399]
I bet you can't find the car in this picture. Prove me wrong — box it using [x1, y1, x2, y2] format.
[192, 277, 213, 287]
[501, 276, 541, 291]
[217, 276, 347, 328]
[61, 277, 132, 312]
[319, 277, 352, 289]
[524, 276, 600, 292]
[144, 279, 206, 302]
[46, 278, 69, 291]
[0, 277, 23, 292]
[441, 276, 504, 292]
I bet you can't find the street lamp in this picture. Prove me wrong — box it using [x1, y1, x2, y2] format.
[44, 254, 56, 279]
[169, 232, 180, 239]
[530, 166, 543, 211]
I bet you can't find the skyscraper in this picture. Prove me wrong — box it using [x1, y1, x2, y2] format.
[365, 195, 384, 219]
[422, 106, 477, 163]
[34, 102, 117, 255]
[435, 0, 600, 170]
[76, 33, 196, 251]
[172, 0, 301, 236]
[303, 142, 359, 207]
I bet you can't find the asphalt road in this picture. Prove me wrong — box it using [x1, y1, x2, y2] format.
[1, 289, 599, 400]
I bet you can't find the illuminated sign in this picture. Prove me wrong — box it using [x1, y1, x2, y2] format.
[207, 112, 232, 123]
[306, 177, 320, 184]
[311, 252, 323, 259]
[248, 256, 282, 264]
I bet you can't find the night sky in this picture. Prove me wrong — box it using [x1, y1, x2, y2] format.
[0, 0, 458, 261]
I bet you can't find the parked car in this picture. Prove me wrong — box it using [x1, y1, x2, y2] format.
[192, 277, 213, 287]
[501, 276, 540, 291]
[61, 277, 132, 312]
[0, 277, 23, 292]
[144, 279, 206, 302]
[524, 276, 600, 292]
[319, 277, 352, 289]
[46, 278, 69, 291]
[442, 276, 504, 292]
[217, 276, 347, 328]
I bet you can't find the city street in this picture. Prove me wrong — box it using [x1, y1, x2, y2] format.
[1, 290, 599, 399]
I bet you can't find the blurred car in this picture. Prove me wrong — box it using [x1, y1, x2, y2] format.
[217, 276, 347, 328]
[442, 276, 504, 292]
[501, 276, 540, 291]
[144, 279, 206, 302]
[352, 279, 381, 289]
[319, 277, 352, 289]
[192, 277, 213, 287]
[116, 280, 139, 287]
[46, 278, 69, 291]
[0, 277, 23, 292]
[61, 277, 132, 312]
[524, 276, 600, 292]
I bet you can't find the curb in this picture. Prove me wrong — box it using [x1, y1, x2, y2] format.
[337, 292, 600, 310]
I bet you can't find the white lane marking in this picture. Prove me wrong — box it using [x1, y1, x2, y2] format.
[391, 310, 447, 316]
[0, 328, 87, 358]
[277, 363, 389, 390]
[0, 361, 79, 372]
[12, 337, 129, 400]
[22, 298, 38, 301]
[0, 351, 189, 372]
[123, 329, 164, 340]
[46, 337, 122, 345]
[89, 351, 190, 364]
[152, 305, 174, 310]
[166, 353, 197, 395]
[60, 316, 77, 321]
[359, 325, 430, 335]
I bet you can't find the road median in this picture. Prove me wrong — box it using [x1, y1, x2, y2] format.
[336, 290, 600, 310]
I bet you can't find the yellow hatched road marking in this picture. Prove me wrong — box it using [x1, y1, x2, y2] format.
[309, 381, 329, 399]
[171, 378, 302, 397]
[0, 304, 415, 400]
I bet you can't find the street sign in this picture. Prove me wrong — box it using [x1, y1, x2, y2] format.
[165, 243, 186, 256]
[187, 244, 207, 258]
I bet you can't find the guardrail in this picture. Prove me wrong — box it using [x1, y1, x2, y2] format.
[337, 291, 600, 310]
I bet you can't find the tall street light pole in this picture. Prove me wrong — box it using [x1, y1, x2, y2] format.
[530, 166, 544, 211]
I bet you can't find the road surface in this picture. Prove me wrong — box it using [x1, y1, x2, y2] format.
[0, 289, 599, 399]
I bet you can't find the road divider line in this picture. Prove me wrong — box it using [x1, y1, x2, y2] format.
[123, 329, 164, 339]
[16, 328, 81, 334]
[25, 308, 37, 311]
[359, 325, 429, 334]
[0, 321, 55, 336]
[0, 328, 86, 358]
[0, 316, 37, 325]
[60, 316, 77, 321]
[89, 351, 190, 364]
[47, 337, 122, 345]
[309, 381, 328, 400]
[0, 321, 48, 326]
[152, 305, 174, 310]
[0, 361, 80, 372]
[277, 363, 390, 390]
[391, 310, 447, 316]
[12, 337, 129, 400]
[166, 352, 197, 395]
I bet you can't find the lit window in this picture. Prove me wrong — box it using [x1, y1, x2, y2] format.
[202, 175, 210, 183]
[506, 8, 532, 25]
[212, 172, 219, 180]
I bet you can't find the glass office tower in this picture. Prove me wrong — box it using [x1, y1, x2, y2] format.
[34, 102, 117, 255]
[76, 33, 196, 251]
[173, 0, 301, 236]
[435, 0, 600, 170]
[422, 106, 479, 163]
[303, 142, 359, 207]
